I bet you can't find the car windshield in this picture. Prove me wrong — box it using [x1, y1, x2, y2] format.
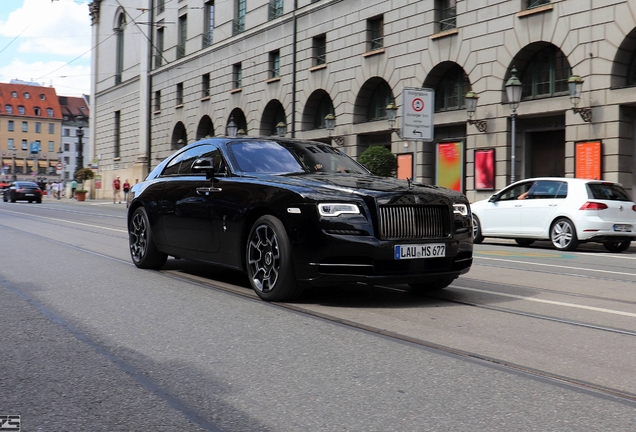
[16, 182, 38, 188]
[587, 183, 632, 201]
[227, 140, 367, 175]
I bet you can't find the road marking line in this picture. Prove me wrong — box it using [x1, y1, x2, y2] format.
[453, 285, 636, 318]
[475, 256, 636, 277]
[0, 208, 126, 233]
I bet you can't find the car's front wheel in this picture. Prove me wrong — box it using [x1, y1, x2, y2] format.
[246, 215, 303, 302]
[129, 207, 167, 269]
[550, 218, 579, 251]
[603, 241, 631, 253]
[409, 277, 455, 294]
[472, 214, 484, 244]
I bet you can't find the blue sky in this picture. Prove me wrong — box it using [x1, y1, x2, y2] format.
[0, 0, 91, 97]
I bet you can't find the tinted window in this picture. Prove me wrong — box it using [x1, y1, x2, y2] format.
[228, 141, 304, 174]
[285, 142, 367, 174]
[161, 144, 223, 176]
[587, 183, 632, 201]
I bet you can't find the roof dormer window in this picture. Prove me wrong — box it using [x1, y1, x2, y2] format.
[24, 92, 30, 99]
[46, 108, 54, 117]
[5, 104, 13, 114]
[34, 107, 41, 116]
[39, 94, 45, 100]
[18, 105, 25, 115]
[11, 91, 17, 98]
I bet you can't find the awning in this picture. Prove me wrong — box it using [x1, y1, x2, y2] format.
[38, 161, 47, 168]
[2, 159, 11, 166]
[49, 161, 58, 167]
[13, 160, 25, 168]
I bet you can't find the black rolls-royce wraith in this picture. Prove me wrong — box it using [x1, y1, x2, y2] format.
[127, 138, 473, 301]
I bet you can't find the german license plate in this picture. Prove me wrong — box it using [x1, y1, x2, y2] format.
[25, 193, 34, 196]
[614, 224, 632, 232]
[395, 243, 446, 260]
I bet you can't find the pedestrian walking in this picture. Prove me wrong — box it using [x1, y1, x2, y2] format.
[70, 179, 77, 199]
[113, 176, 121, 204]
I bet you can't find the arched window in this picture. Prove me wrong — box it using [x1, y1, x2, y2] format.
[367, 81, 392, 121]
[18, 105, 25, 115]
[5, 104, 13, 114]
[116, 14, 125, 84]
[435, 64, 470, 112]
[521, 46, 570, 100]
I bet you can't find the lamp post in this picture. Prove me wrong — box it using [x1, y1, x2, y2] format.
[11, 148, 16, 181]
[75, 115, 85, 174]
[505, 67, 523, 184]
[57, 147, 63, 200]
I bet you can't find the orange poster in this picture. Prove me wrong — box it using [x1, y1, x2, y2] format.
[436, 141, 464, 192]
[397, 153, 413, 180]
[575, 141, 601, 180]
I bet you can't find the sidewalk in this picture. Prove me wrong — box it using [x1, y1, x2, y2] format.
[43, 193, 127, 206]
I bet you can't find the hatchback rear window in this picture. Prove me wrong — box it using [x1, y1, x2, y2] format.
[587, 183, 632, 201]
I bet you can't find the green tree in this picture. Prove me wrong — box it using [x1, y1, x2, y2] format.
[358, 146, 397, 177]
[74, 167, 95, 182]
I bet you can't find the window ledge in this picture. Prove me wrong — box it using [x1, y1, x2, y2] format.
[230, 88, 242, 94]
[200, 96, 211, 101]
[175, 104, 184, 109]
[517, 4, 553, 18]
[153, 110, 161, 115]
[266, 77, 281, 84]
[430, 28, 458, 40]
[363, 48, 385, 58]
[309, 64, 327, 72]
[113, 157, 121, 162]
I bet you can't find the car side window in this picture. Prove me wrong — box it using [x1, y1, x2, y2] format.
[498, 182, 533, 201]
[160, 145, 225, 177]
[527, 180, 564, 199]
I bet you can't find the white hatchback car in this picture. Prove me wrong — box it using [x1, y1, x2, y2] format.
[470, 178, 636, 252]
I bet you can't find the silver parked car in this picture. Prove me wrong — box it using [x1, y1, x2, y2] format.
[470, 178, 636, 252]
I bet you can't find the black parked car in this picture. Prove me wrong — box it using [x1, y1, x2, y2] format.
[3, 181, 43, 203]
[127, 138, 473, 301]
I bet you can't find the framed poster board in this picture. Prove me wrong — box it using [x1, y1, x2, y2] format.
[575, 141, 602, 180]
[436, 141, 464, 192]
[474, 148, 495, 190]
[397, 153, 413, 180]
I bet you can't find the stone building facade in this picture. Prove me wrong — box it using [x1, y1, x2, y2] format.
[88, 0, 636, 200]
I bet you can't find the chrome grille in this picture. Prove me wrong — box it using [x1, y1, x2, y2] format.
[378, 205, 450, 240]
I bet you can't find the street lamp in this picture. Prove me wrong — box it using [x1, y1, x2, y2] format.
[57, 147, 63, 199]
[465, 91, 487, 132]
[226, 117, 238, 137]
[276, 122, 287, 137]
[568, 75, 592, 122]
[505, 66, 523, 184]
[324, 113, 344, 146]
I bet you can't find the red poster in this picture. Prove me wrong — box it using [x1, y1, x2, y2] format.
[475, 149, 495, 190]
[575, 141, 601, 180]
[397, 153, 413, 180]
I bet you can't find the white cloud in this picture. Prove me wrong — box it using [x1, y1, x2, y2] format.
[0, 0, 91, 96]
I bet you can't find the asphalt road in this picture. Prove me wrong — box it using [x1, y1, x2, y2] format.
[1, 197, 636, 431]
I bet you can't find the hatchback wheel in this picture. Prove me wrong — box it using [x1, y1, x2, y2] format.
[246, 215, 303, 302]
[550, 218, 579, 251]
[603, 241, 631, 253]
[129, 207, 167, 269]
[472, 214, 484, 244]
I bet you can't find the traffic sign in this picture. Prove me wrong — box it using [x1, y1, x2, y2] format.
[56, 162, 63, 171]
[401, 87, 434, 141]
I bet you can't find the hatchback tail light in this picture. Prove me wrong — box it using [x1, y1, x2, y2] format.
[580, 202, 608, 210]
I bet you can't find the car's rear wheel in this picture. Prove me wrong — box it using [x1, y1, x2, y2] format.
[409, 277, 455, 294]
[603, 240, 631, 253]
[550, 218, 579, 251]
[515, 238, 535, 246]
[246, 215, 303, 302]
[472, 214, 484, 244]
[129, 207, 167, 269]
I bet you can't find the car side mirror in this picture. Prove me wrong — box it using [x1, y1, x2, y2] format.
[191, 158, 216, 179]
[488, 194, 497, 203]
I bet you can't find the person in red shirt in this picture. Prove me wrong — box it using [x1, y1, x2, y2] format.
[122, 179, 131, 206]
[113, 176, 121, 204]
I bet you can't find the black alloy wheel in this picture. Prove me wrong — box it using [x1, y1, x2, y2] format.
[603, 240, 631, 253]
[550, 218, 579, 251]
[246, 215, 303, 302]
[129, 207, 167, 269]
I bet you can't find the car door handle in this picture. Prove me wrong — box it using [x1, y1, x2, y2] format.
[548, 204, 557, 207]
[196, 187, 222, 195]
[514, 204, 522, 207]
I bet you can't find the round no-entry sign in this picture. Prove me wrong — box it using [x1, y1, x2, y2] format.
[412, 98, 424, 112]
[56, 162, 63, 170]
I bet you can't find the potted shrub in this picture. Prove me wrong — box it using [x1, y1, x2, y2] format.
[358, 146, 397, 177]
[74, 168, 95, 201]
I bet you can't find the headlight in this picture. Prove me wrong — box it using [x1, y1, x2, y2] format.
[318, 203, 360, 217]
[453, 204, 468, 216]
